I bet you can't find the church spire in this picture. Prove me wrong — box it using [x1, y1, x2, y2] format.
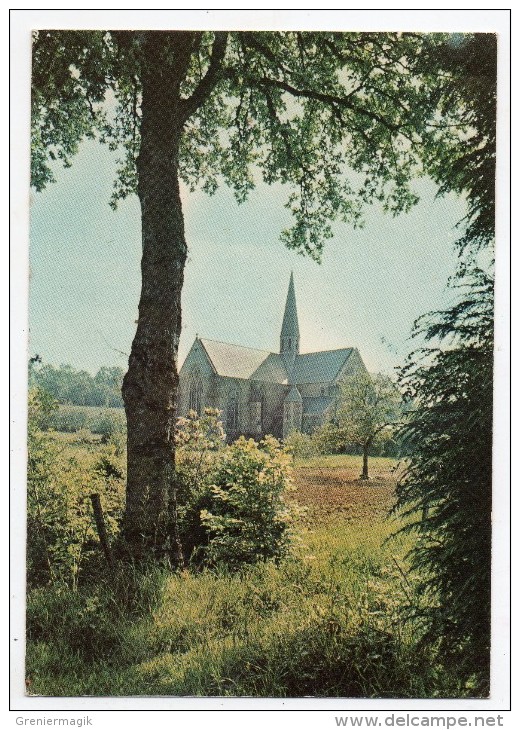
[280, 272, 300, 367]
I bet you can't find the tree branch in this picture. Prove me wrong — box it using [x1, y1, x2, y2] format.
[255, 75, 400, 134]
[181, 32, 229, 122]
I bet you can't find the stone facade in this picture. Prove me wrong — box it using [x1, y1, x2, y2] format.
[178, 274, 367, 440]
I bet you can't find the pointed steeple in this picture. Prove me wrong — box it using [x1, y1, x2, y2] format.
[280, 272, 300, 367]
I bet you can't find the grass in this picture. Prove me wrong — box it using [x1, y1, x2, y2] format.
[25, 451, 466, 698]
[295, 453, 398, 470]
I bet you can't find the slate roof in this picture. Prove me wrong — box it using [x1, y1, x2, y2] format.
[195, 338, 355, 386]
[198, 339, 288, 383]
[251, 352, 289, 383]
[290, 348, 354, 384]
[280, 272, 300, 339]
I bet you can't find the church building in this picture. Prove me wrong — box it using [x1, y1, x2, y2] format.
[177, 274, 368, 440]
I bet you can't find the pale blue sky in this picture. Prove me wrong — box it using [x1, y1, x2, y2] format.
[29, 137, 467, 376]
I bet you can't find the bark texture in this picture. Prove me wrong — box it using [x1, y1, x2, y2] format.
[122, 33, 192, 557]
[120, 31, 227, 559]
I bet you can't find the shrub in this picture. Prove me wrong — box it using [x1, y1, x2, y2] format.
[74, 428, 96, 444]
[200, 436, 296, 569]
[45, 405, 126, 436]
[284, 430, 319, 461]
[174, 409, 226, 563]
[95, 412, 126, 443]
[27, 389, 125, 588]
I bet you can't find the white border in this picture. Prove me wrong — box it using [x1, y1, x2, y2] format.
[9, 5, 512, 722]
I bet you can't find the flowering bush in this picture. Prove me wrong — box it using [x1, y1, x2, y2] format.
[200, 436, 295, 569]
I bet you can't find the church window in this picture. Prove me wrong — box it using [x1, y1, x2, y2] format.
[288, 338, 292, 349]
[189, 376, 203, 415]
[227, 388, 239, 431]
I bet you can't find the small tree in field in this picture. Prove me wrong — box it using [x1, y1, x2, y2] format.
[330, 372, 401, 480]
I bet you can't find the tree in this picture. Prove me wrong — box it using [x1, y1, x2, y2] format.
[94, 366, 125, 407]
[393, 35, 496, 694]
[418, 34, 496, 258]
[395, 271, 493, 693]
[31, 30, 475, 558]
[328, 372, 401, 479]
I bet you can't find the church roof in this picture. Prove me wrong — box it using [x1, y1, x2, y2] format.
[290, 348, 354, 384]
[196, 338, 355, 386]
[280, 272, 300, 340]
[251, 353, 289, 383]
[198, 338, 287, 383]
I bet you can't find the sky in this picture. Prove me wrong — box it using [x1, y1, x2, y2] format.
[29, 136, 468, 377]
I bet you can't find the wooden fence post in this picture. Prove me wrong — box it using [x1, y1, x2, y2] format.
[90, 493, 113, 569]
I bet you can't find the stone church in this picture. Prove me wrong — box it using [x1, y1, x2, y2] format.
[178, 274, 367, 440]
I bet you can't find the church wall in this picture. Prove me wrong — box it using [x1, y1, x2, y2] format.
[215, 376, 248, 439]
[335, 348, 368, 382]
[177, 341, 218, 416]
[297, 382, 336, 398]
[258, 381, 287, 439]
[213, 376, 288, 442]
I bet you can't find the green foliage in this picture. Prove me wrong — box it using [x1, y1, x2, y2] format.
[315, 372, 402, 477]
[28, 386, 58, 430]
[174, 411, 297, 569]
[26, 517, 473, 698]
[29, 362, 125, 408]
[391, 34, 496, 694]
[45, 404, 126, 436]
[174, 409, 226, 562]
[394, 271, 493, 693]
[417, 34, 496, 256]
[200, 436, 296, 568]
[283, 429, 320, 461]
[335, 372, 402, 447]
[31, 30, 110, 192]
[95, 412, 126, 444]
[27, 388, 126, 588]
[31, 30, 468, 261]
[27, 566, 168, 665]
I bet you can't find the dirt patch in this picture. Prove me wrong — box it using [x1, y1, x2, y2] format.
[290, 462, 398, 525]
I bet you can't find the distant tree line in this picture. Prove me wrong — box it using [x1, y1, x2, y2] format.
[29, 361, 124, 408]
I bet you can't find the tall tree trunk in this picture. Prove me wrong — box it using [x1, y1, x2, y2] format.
[121, 33, 194, 559]
[360, 442, 370, 480]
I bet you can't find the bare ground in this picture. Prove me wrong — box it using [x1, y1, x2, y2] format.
[290, 459, 401, 525]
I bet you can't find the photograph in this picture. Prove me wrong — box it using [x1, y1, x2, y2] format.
[14, 10, 508, 708]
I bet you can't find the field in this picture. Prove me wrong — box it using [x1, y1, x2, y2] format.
[26, 443, 463, 698]
[292, 454, 401, 524]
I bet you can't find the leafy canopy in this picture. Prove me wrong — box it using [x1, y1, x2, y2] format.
[31, 30, 474, 260]
[335, 372, 402, 449]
